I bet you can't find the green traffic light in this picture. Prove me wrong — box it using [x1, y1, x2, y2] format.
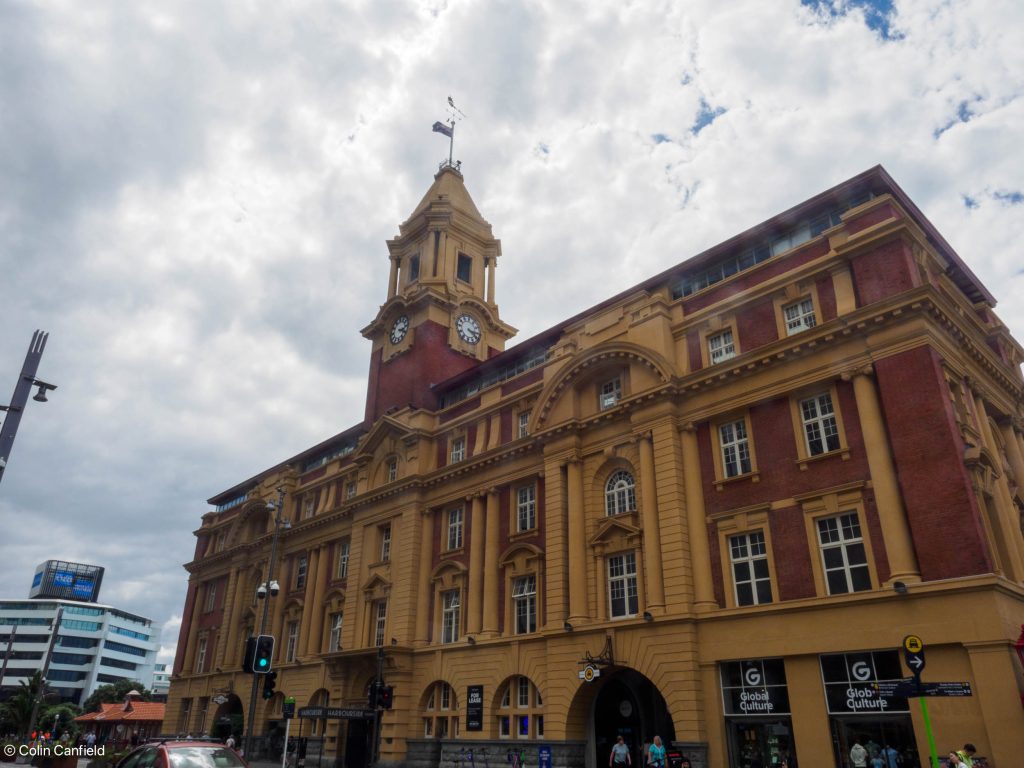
[259, 659, 267, 667]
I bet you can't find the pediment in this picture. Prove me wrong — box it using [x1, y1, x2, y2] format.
[353, 416, 411, 459]
[361, 573, 392, 598]
[589, 515, 642, 548]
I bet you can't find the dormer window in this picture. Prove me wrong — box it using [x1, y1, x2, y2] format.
[599, 378, 622, 411]
[457, 253, 472, 283]
[387, 458, 398, 483]
[408, 255, 420, 282]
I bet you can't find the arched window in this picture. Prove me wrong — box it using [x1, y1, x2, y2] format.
[605, 470, 636, 516]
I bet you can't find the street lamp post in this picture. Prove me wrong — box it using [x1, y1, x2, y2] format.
[242, 488, 288, 761]
[0, 330, 57, 488]
[25, 606, 63, 743]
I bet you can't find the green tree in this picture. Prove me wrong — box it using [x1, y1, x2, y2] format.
[0, 671, 45, 738]
[80, 680, 152, 715]
[40, 702, 83, 740]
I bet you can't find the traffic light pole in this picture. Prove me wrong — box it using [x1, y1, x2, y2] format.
[243, 488, 286, 760]
[373, 648, 384, 765]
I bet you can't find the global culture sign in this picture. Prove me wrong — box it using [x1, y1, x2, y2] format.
[820, 650, 909, 714]
[720, 659, 791, 716]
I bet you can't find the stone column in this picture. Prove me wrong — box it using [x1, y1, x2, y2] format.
[298, 549, 320, 654]
[542, 456, 568, 631]
[680, 425, 716, 610]
[387, 257, 398, 299]
[180, 581, 202, 674]
[414, 509, 434, 645]
[467, 495, 486, 634]
[487, 257, 496, 304]
[637, 433, 666, 612]
[217, 568, 242, 669]
[847, 367, 921, 583]
[1000, 421, 1024, 495]
[482, 489, 501, 636]
[830, 264, 857, 315]
[304, 545, 329, 656]
[973, 395, 1024, 581]
[567, 457, 588, 623]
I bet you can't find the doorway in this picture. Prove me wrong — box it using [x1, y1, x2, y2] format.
[726, 720, 796, 768]
[591, 670, 675, 768]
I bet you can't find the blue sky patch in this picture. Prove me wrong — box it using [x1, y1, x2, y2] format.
[994, 190, 1024, 205]
[962, 195, 979, 209]
[692, 99, 726, 135]
[934, 99, 979, 139]
[802, 0, 902, 41]
[652, 133, 671, 144]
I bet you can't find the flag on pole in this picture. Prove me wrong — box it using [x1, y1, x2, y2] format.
[432, 121, 453, 138]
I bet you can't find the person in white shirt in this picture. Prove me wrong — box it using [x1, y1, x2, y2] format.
[850, 740, 868, 768]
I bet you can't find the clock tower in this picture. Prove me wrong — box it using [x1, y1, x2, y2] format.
[362, 164, 517, 421]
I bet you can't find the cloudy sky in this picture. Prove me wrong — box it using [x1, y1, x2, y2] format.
[1, 0, 1021, 665]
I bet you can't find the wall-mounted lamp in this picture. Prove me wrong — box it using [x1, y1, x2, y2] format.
[467, 636, 476, 645]
[642, 611, 653, 622]
[563, 621, 574, 633]
[390, 637, 398, 646]
[893, 581, 908, 595]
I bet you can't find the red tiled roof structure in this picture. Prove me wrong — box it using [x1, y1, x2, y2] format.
[75, 701, 165, 723]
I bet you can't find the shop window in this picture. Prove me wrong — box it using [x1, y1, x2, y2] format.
[729, 532, 773, 606]
[605, 470, 637, 516]
[496, 677, 543, 739]
[607, 552, 639, 618]
[817, 513, 871, 595]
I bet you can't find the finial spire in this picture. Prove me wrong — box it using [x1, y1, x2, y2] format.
[432, 96, 466, 171]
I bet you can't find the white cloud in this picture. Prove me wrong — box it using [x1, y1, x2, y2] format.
[1, 0, 1022, 635]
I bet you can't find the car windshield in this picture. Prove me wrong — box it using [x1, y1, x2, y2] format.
[169, 747, 246, 768]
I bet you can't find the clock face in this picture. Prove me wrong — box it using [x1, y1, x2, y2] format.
[618, 699, 633, 718]
[390, 315, 409, 344]
[456, 314, 481, 344]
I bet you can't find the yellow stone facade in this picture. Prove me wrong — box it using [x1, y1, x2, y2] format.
[169, 165, 1024, 768]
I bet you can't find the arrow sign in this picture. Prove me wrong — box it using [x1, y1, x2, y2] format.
[902, 635, 926, 680]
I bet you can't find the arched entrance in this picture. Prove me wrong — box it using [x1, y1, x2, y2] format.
[586, 669, 675, 768]
[210, 694, 244, 742]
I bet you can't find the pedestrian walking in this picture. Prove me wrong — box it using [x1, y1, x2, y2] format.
[610, 735, 631, 768]
[648, 736, 666, 768]
[851, 739, 868, 768]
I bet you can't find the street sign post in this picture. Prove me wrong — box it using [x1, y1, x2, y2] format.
[280, 698, 296, 768]
[901, 635, 938, 768]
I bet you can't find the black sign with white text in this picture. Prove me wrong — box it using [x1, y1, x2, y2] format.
[467, 685, 484, 731]
[820, 650, 909, 714]
[720, 659, 791, 716]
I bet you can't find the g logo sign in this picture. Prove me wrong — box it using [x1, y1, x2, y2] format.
[744, 665, 762, 686]
[851, 661, 872, 681]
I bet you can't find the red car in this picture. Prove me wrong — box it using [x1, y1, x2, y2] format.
[115, 741, 247, 768]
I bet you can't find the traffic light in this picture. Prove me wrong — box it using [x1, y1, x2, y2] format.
[379, 685, 394, 710]
[262, 670, 278, 700]
[252, 634, 274, 674]
[242, 637, 257, 673]
[367, 680, 380, 709]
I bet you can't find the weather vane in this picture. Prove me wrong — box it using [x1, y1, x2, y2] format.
[432, 95, 466, 170]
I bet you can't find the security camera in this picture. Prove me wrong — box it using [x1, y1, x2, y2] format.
[256, 583, 267, 600]
[269, 580, 280, 597]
